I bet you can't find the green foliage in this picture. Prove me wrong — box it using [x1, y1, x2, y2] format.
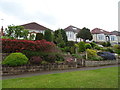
[54, 29, 66, 48]
[2, 53, 28, 66]
[35, 33, 44, 40]
[72, 54, 82, 59]
[1, 36, 15, 39]
[90, 42, 97, 48]
[86, 49, 103, 61]
[86, 49, 97, 58]
[101, 42, 111, 47]
[70, 46, 76, 54]
[44, 54, 64, 63]
[67, 41, 75, 47]
[44, 30, 52, 42]
[5, 25, 29, 39]
[89, 56, 103, 61]
[94, 45, 102, 50]
[85, 43, 92, 49]
[78, 41, 85, 52]
[76, 27, 93, 42]
[60, 29, 68, 44]
[53, 29, 68, 47]
[21, 29, 29, 40]
[113, 44, 120, 54]
[29, 34, 35, 40]
[103, 48, 114, 53]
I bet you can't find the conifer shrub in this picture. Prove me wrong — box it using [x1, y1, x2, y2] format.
[78, 41, 85, 52]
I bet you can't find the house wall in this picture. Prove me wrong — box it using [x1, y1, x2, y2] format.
[92, 34, 106, 42]
[109, 35, 118, 44]
[66, 31, 81, 42]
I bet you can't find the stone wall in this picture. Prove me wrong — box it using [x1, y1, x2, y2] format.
[85, 60, 119, 67]
[2, 63, 80, 76]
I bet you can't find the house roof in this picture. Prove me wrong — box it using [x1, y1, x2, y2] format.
[91, 28, 111, 35]
[21, 22, 51, 31]
[110, 31, 120, 36]
[64, 25, 81, 33]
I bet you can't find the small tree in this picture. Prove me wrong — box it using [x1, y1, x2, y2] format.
[78, 41, 85, 52]
[35, 33, 44, 40]
[77, 27, 93, 42]
[5, 25, 29, 39]
[44, 30, 52, 42]
[21, 29, 29, 40]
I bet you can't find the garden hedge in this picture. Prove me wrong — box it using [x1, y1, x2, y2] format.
[2, 39, 56, 53]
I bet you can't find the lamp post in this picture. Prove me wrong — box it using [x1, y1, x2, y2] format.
[1, 19, 4, 36]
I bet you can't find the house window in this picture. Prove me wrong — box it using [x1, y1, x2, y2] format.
[98, 34, 104, 40]
[111, 36, 115, 41]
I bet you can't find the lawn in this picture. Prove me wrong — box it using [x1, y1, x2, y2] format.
[2, 67, 118, 88]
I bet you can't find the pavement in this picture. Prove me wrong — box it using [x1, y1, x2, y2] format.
[2, 64, 119, 80]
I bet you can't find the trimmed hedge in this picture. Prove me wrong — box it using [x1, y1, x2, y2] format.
[2, 53, 28, 66]
[2, 39, 56, 53]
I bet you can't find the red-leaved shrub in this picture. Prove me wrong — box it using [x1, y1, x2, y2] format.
[2, 39, 56, 53]
[30, 56, 42, 64]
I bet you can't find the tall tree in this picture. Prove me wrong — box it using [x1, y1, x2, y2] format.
[76, 27, 93, 42]
[60, 29, 68, 44]
[53, 29, 68, 45]
[55, 30, 65, 48]
[44, 30, 52, 42]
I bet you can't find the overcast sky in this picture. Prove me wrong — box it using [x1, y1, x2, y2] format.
[0, 0, 119, 31]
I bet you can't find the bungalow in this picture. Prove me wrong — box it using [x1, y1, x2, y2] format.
[21, 22, 51, 40]
[21, 22, 51, 34]
[64, 25, 81, 42]
[91, 28, 120, 44]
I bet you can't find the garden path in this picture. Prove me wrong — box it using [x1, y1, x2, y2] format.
[2, 64, 119, 80]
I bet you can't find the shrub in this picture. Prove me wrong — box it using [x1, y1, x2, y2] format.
[89, 56, 103, 61]
[103, 48, 114, 53]
[100, 42, 111, 47]
[113, 44, 120, 54]
[85, 43, 92, 49]
[2, 53, 28, 66]
[86, 49, 97, 59]
[63, 46, 70, 52]
[100, 42, 107, 47]
[94, 45, 102, 50]
[30, 56, 43, 64]
[44, 30, 52, 42]
[90, 42, 97, 48]
[43, 54, 64, 63]
[106, 42, 111, 47]
[72, 54, 82, 59]
[70, 46, 76, 54]
[44, 54, 56, 63]
[35, 33, 44, 40]
[78, 41, 85, 52]
[67, 41, 75, 47]
[2, 39, 56, 53]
